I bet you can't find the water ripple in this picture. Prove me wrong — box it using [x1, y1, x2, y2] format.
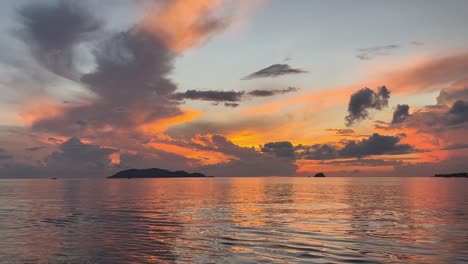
[0, 177, 467, 263]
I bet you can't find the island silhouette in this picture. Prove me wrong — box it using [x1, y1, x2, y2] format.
[434, 172, 467, 178]
[108, 168, 211, 179]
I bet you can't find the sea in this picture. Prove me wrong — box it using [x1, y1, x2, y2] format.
[0, 177, 467, 264]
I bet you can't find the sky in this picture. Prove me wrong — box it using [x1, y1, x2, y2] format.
[0, 0, 467, 178]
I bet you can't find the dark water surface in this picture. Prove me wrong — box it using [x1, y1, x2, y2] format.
[0, 177, 467, 264]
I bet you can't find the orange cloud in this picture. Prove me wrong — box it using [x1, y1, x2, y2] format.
[109, 152, 121, 164]
[374, 122, 451, 163]
[20, 98, 63, 126]
[141, 0, 225, 52]
[226, 117, 318, 147]
[148, 142, 236, 166]
[382, 52, 468, 94]
[244, 85, 354, 116]
[139, 108, 203, 135]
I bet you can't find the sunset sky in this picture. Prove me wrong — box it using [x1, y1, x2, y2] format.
[0, 0, 467, 177]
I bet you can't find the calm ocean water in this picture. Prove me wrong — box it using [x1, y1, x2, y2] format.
[0, 177, 467, 264]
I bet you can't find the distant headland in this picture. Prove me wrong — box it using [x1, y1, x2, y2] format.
[108, 168, 211, 179]
[434, 172, 467, 178]
[314, 172, 326, 177]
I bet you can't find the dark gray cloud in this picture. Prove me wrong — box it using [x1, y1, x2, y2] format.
[298, 133, 415, 160]
[433, 88, 468, 128]
[171, 87, 299, 106]
[356, 44, 400, 60]
[447, 100, 468, 125]
[247, 87, 299, 97]
[17, 0, 102, 80]
[32, 28, 182, 136]
[196, 135, 297, 177]
[142, 134, 297, 176]
[297, 144, 338, 160]
[224, 102, 239, 108]
[16, 0, 240, 139]
[345, 86, 391, 126]
[261, 141, 295, 158]
[339, 133, 414, 157]
[45, 137, 117, 169]
[375, 97, 468, 163]
[390, 92, 468, 131]
[170, 90, 245, 102]
[242, 64, 307, 80]
[392, 104, 410, 124]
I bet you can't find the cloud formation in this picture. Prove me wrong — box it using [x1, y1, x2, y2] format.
[18, 0, 102, 80]
[247, 87, 299, 97]
[0, 138, 118, 178]
[244, 52, 468, 117]
[261, 141, 295, 158]
[3, 1, 466, 178]
[197, 135, 297, 176]
[389, 88, 468, 130]
[437, 84, 468, 106]
[171, 87, 299, 106]
[45, 137, 117, 172]
[385, 53, 468, 93]
[12, 0, 230, 140]
[10, 0, 247, 141]
[298, 133, 414, 160]
[392, 104, 410, 124]
[166, 115, 283, 139]
[242, 64, 307, 80]
[171, 90, 245, 102]
[447, 100, 468, 125]
[374, 87, 468, 163]
[31, 28, 182, 136]
[141, 0, 227, 52]
[345, 86, 390, 126]
[339, 133, 414, 157]
[297, 144, 338, 160]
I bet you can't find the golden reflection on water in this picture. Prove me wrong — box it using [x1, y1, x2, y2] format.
[0, 177, 467, 263]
